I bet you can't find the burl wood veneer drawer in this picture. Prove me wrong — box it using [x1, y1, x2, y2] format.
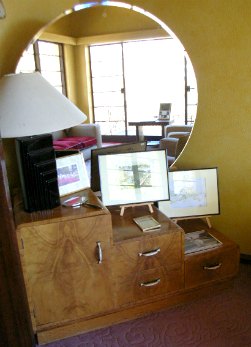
[114, 265, 184, 306]
[112, 231, 183, 273]
[185, 246, 239, 289]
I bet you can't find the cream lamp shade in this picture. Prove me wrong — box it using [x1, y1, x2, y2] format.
[0, 72, 87, 138]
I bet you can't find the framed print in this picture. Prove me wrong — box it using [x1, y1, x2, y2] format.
[91, 141, 147, 192]
[158, 168, 220, 218]
[56, 153, 90, 196]
[98, 149, 169, 206]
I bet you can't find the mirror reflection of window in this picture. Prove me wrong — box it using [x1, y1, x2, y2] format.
[16, 44, 36, 73]
[15, 3, 198, 140]
[16, 41, 66, 95]
[90, 38, 197, 136]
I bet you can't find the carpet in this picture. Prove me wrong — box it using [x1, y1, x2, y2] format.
[39, 262, 251, 347]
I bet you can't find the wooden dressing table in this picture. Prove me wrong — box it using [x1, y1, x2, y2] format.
[14, 189, 239, 344]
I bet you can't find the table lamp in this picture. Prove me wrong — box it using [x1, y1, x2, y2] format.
[0, 72, 87, 212]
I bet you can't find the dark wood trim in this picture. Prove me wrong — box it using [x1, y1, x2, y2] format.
[0, 139, 35, 347]
[240, 253, 251, 264]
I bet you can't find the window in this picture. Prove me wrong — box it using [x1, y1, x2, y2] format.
[89, 38, 197, 137]
[15, 44, 36, 73]
[90, 43, 125, 136]
[16, 41, 66, 95]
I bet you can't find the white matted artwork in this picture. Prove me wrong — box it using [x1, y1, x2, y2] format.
[158, 168, 220, 218]
[56, 153, 90, 196]
[98, 150, 170, 206]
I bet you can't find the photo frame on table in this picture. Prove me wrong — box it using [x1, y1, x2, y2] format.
[56, 152, 90, 197]
[158, 103, 171, 120]
[158, 168, 220, 219]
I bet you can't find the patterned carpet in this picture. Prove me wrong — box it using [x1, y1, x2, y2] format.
[40, 262, 251, 347]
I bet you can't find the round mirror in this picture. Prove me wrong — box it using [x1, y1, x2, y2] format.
[16, 2, 197, 161]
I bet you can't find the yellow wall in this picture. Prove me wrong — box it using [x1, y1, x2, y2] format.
[1, 0, 251, 255]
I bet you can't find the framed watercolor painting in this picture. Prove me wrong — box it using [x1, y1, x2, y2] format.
[158, 168, 220, 219]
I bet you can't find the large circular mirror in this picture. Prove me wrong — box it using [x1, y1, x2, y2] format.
[16, 2, 197, 161]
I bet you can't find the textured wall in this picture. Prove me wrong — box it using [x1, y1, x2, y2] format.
[1, 0, 251, 254]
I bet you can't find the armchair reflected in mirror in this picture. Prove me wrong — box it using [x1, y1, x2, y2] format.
[159, 125, 193, 166]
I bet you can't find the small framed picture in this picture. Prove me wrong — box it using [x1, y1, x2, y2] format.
[158, 103, 171, 120]
[158, 168, 220, 219]
[56, 153, 90, 196]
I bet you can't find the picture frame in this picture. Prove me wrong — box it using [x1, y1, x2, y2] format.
[158, 103, 171, 120]
[158, 168, 220, 219]
[56, 152, 90, 197]
[91, 141, 147, 192]
[98, 149, 169, 206]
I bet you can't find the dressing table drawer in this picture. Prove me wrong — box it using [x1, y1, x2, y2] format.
[185, 246, 239, 289]
[114, 264, 184, 307]
[112, 231, 183, 273]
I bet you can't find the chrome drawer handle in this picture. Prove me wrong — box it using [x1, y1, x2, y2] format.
[138, 248, 160, 257]
[140, 278, 161, 287]
[96, 241, 102, 264]
[203, 263, 222, 270]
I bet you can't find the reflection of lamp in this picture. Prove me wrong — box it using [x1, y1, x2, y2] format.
[0, 72, 87, 211]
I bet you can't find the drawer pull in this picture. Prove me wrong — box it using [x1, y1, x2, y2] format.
[96, 241, 102, 264]
[140, 278, 161, 287]
[203, 263, 222, 270]
[138, 248, 160, 257]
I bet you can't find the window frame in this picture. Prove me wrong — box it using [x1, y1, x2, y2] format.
[16, 40, 67, 96]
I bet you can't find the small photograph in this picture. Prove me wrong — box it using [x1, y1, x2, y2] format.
[56, 153, 90, 196]
[57, 163, 80, 187]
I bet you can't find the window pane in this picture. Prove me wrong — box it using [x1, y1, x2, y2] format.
[38, 41, 60, 55]
[124, 39, 185, 124]
[90, 43, 126, 135]
[38, 41, 65, 94]
[96, 120, 125, 136]
[40, 71, 62, 87]
[92, 76, 123, 92]
[91, 60, 123, 77]
[16, 45, 35, 73]
[94, 106, 125, 122]
[40, 56, 62, 71]
[93, 91, 124, 107]
[16, 41, 66, 95]
[90, 44, 123, 77]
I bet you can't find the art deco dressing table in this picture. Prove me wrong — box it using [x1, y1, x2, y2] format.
[14, 189, 239, 344]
